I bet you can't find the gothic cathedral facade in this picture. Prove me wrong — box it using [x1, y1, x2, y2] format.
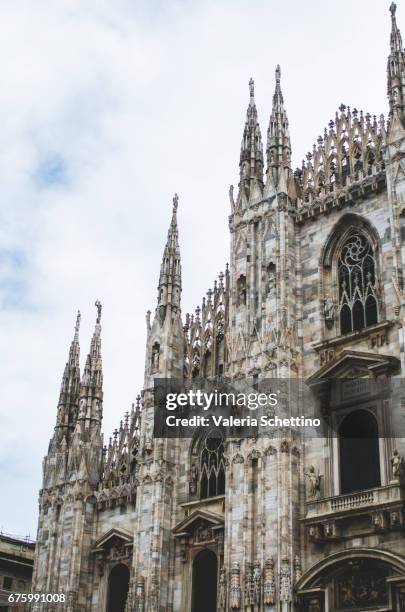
[32, 4, 405, 611]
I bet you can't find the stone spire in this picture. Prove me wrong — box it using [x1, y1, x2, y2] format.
[77, 301, 103, 431]
[156, 194, 181, 318]
[236, 79, 264, 206]
[51, 310, 82, 446]
[265, 65, 292, 192]
[387, 2, 405, 123]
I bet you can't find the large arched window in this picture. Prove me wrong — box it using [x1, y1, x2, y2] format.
[199, 431, 225, 499]
[338, 229, 378, 334]
[339, 410, 380, 494]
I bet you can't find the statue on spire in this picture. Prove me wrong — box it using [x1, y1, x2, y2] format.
[173, 193, 178, 212]
[95, 300, 102, 324]
[387, 0, 405, 123]
[249, 77, 255, 101]
[74, 310, 81, 341]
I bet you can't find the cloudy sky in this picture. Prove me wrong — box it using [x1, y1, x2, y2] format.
[0, 0, 395, 537]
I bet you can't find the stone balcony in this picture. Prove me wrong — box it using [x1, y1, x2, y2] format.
[303, 482, 405, 543]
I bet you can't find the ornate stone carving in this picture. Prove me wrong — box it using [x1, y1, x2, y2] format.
[305, 465, 322, 499]
[391, 448, 404, 480]
[230, 562, 241, 609]
[294, 554, 302, 583]
[194, 523, 213, 543]
[244, 563, 253, 607]
[336, 563, 388, 609]
[189, 463, 198, 494]
[280, 556, 291, 603]
[149, 568, 159, 610]
[134, 576, 145, 612]
[218, 566, 227, 609]
[323, 295, 335, 329]
[151, 342, 160, 372]
[263, 556, 275, 605]
[252, 560, 261, 605]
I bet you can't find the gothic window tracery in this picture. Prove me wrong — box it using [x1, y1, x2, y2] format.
[337, 230, 379, 334]
[197, 430, 225, 499]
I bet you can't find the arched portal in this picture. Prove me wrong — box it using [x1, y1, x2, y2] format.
[296, 549, 405, 611]
[107, 563, 129, 612]
[191, 549, 218, 612]
[339, 409, 380, 494]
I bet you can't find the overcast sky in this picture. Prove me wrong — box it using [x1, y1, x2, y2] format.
[0, 0, 395, 537]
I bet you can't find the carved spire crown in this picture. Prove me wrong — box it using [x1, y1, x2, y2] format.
[157, 194, 182, 314]
[265, 65, 292, 193]
[387, 1, 405, 122]
[236, 78, 264, 206]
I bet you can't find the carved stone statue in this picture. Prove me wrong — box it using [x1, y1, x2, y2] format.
[151, 343, 160, 373]
[134, 576, 145, 612]
[263, 556, 275, 605]
[229, 184, 235, 211]
[324, 295, 335, 329]
[267, 262, 276, 295]
[218, 566, 227, 609]
[252, 560, 261, 604]
[391, 448, 404, 480]
[244, 564, 253, 606]
[294, 554, 302, 582]
[305, 465, 322, 499]
[189, 463, 198, 494]
[230, 562, 241, 609]
[143, 423, 153, 454]
[280, 557, 291, 603]
[237, 276, 247, 306]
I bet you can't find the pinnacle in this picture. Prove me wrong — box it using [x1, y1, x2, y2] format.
[172, 192, 178, 213]
[95, 300, 102, 324]
[74, 310, 81, 342]
[249, 77, 255, 103]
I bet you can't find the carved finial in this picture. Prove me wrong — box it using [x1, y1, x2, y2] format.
[173, 193, 178, 212]
[74, 310, 81, 341]
[95, 300, 102, 324]
[229, 184, 235, 210]
[390, 2, 397, 17]
[275, 64, 281, 84]
[249, 77, 254, 101]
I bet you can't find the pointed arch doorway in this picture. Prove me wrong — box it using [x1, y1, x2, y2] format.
[191, 549, 218, 612]
[107, 563, 129, 612]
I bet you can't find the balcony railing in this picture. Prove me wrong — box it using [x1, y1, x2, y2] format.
[305, 482, 403, 520]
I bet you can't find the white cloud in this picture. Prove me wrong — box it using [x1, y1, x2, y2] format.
[0, 0, 394, 536]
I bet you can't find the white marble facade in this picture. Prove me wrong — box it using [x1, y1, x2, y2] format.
[32, 4, 405, 610]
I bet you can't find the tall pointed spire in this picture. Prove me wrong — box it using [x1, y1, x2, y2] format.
[81, 300, 103, 391]
[265, 65, 292, 190]
[77, 301, 103, 433]
[52, 310, 82, 446]
[156, 194, 181, 319]
[236, 79, 264, 206]
[387, 3, 405, 123]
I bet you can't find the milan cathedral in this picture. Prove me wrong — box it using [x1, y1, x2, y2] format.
[32, 4, 405, 610]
